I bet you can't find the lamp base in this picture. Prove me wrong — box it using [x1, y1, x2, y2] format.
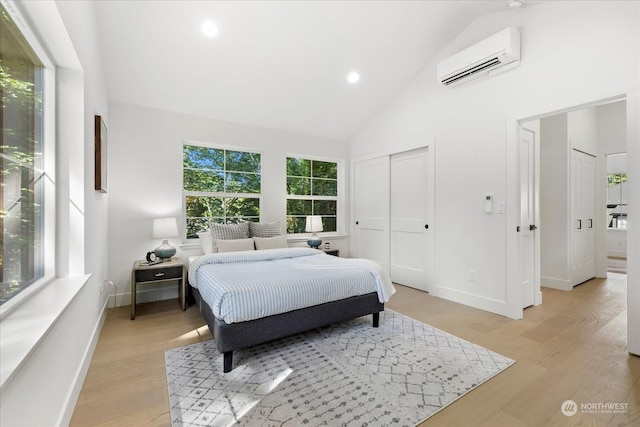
[154, 239, 176, 261]
[307, 238, 322, 249]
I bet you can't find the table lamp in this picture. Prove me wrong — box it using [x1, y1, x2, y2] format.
[305, 215, 323, 249]
[153, 217, 179, 260]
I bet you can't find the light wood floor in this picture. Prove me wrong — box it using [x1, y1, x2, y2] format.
[71, 273, 639, 426]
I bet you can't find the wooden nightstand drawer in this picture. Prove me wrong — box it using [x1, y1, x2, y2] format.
[135, 266, 183, 283]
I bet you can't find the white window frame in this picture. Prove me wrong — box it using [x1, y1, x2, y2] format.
[0, 0, 56, 318]
[285, 154, 345, 237]
[182, 140, 263, 240]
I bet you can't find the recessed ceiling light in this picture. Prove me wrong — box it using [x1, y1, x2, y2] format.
[347, 71, 360, 84]
[201, 20, 218, 38]
[508, 0, 524, 8]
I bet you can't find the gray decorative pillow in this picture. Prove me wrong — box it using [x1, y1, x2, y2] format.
[210, 222, 250, 252]
[249, 222, 282, 238]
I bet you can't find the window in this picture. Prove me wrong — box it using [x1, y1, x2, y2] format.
[286, 157, 338, 234]
[1, 3, 46, 306]
[183, 144, 261, 238]
[607, 172, 627, 229]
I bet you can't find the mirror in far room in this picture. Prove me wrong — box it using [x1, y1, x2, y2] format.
[606, 153, 627, 274]
[606, 153, 627, 229]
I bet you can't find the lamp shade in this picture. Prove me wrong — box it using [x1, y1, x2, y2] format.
[153, 217, 179, 239]
[305, 216, 323, 233]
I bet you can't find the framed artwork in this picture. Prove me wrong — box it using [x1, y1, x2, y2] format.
[94, 115, 107, 192]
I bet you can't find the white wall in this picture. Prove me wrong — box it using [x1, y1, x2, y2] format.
[0, 0, 110, 425]
[568, 107, 598, 154]
[107, 102, 349, 305]
[607, 230, 627, 258]
[349, 1, 639, 319]
[599, 101, 627, 155]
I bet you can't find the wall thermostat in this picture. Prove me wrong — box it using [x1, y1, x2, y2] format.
[485, 195, 493, 213]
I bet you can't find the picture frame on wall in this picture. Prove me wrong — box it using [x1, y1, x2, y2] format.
[94, 115, 107, 193]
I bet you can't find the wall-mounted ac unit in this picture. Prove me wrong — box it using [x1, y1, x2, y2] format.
[437, 27, 520, 87]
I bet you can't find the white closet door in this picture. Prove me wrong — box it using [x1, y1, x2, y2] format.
[571, 149, 596, 285]
[353, 156, 390, 271]
[390, 148, 430, 291]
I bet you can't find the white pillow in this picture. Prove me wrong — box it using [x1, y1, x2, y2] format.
[197, 231, 213, 254]
[254, 235, 288, 250]
[216, 238, 255, 253]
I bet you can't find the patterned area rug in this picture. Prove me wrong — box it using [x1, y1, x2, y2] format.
[607, 257, 627, 274]
[165, 310, 514, 426]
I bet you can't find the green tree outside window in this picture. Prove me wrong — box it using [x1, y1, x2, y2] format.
[286, 157, 338, 234]
[1, 5, 45, 306]
[183, 145, 261, 238]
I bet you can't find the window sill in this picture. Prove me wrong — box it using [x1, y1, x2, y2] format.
[0, 274, 91, 390]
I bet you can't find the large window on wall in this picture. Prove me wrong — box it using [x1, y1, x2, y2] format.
[183, 144, 261, 238]
[286, 157, 338, 234]
[1, 3, 47, 307]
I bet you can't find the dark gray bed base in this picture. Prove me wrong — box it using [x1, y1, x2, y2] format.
[190, 285, 384, 373]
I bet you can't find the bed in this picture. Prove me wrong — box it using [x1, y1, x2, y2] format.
[188, 247, 395, 372]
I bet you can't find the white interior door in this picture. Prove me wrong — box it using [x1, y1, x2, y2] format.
[353, 156, 390, 270]
[390, 148, 430, 291]
[519, 127, 536, 308]
[571, 149, 596, 285]
[582, 152, 596, 280]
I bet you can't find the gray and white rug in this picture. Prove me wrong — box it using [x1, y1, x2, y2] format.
[607, 257, 627, 274]
[165, 310, 514, 426]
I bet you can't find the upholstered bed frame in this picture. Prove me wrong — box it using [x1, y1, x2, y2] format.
[190, 284, 384, 373]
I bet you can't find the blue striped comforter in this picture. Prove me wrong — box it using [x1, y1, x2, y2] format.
[189, 248, 395, 324]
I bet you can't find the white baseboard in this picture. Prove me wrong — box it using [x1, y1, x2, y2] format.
[429, 286, 511, 318]
[541, 276, 572, 291]
[58, 296, 108, 426]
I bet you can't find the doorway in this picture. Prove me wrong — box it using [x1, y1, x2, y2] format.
[606, 152, 628, 274]
[516, 98, 627, 306]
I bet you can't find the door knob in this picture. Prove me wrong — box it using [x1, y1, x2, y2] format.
[529, 224, 537, 231]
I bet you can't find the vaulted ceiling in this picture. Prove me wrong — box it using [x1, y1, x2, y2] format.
[94, 1, 532, 141]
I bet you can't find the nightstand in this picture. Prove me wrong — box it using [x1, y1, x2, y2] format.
[131, 259, 186, 320]
[322, 249, 340, 257]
